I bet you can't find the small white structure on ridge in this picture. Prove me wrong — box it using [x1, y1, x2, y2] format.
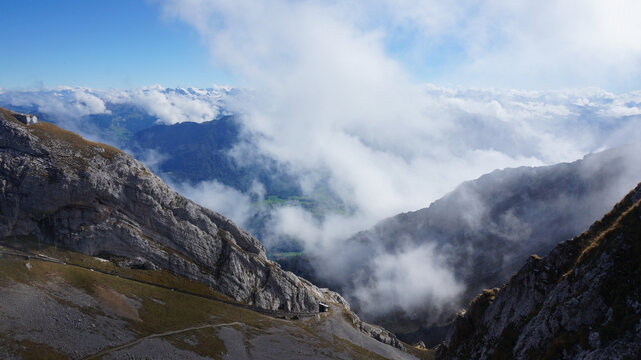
[11, 112, 39, 125]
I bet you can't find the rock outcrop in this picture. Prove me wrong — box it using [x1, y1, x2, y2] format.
[0, 108, 322, 312]
[436, 182, 641, 359]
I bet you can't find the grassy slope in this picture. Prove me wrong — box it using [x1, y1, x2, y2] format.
[0, 238, 432, 359]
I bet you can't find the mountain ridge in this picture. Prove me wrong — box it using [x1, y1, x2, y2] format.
[288, 144, 641, 345]
[0, 107, 318, 312]
[435, 181, 641, 359]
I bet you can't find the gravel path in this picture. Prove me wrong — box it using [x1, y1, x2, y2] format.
[85, 322, 243, 359]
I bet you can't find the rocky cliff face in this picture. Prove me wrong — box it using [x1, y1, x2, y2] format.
[436, 182, 641, 359]
[0, 108, 322, 313]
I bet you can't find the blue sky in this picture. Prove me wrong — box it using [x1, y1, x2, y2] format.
[0, 0, 234, 88]
[2, 0, 641, 91]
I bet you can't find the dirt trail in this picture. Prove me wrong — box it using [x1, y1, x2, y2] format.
[83, 322, 244, 359]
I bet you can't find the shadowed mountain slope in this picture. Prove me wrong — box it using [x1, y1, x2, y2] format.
[436, 182, 641, 359]
[353, 144, 641, 291]
[292, 145, 641, 345]
[127, 116, 301, 197]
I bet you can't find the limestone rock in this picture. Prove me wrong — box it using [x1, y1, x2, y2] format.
[0, 109, 322, 312]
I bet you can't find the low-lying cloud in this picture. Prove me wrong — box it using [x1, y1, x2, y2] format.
[0, 86, 230, 126]
[171, 179, 257, 228]
[0, 87, 108, 119]
[353, 243, 465, 315]
[102, 86, 228, 124]
[158, 0, 641, 319]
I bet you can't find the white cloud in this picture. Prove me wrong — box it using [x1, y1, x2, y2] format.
[171, 179, 256, 228]
[157, 0, 641, 318]
[159, 1, 641, 89]
[365, 0, 641, 90]
[0, 87, 108, 119]
[102, 86, 224, 124]
[353, 243, 465, 316]
[135, 148, 169, 172]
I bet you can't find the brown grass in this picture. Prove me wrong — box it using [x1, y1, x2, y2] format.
[1, 107, 121, 160]
[0, 107, 20, 123]
[30, 121, 122, 160]
[563, 196, 641, 279]
[93, 283, 141, 321]
[12, 339, 67, 360]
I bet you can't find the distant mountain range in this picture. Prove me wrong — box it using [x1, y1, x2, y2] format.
[127, 115, 302, 196]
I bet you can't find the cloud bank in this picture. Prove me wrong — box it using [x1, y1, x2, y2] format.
[102, 86, 229, 124]
[0, 87, 108, 120]
[0, 86, 231, 126]
[158, 0, 641, 318]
